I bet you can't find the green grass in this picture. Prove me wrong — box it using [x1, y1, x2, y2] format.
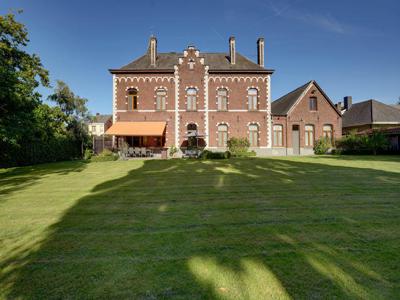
[1, 156, 400, 299]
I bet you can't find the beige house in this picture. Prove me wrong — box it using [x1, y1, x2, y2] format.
[88, 114, 112, 137]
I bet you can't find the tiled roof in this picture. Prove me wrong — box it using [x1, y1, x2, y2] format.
[92, 115, 112, 123]
[343, 100, 400, 128]
[271, 81, 312, 115]
[111, 52, 273, 73]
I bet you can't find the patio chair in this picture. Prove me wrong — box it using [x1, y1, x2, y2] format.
[134, 147, 140, 157]
[140, 147, 147, 157]
[128, 147, 134, 157]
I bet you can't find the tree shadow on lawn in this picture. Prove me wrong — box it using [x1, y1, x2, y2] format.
[1, 158, 399, 299]
[0, 160, 88, 198]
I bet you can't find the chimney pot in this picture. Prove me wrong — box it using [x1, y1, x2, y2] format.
[257, 38, 265, 67]
[229, 36, 236, 65]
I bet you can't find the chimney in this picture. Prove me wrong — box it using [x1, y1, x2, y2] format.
[149, 36, 157, 67]
[335, 102, 342, 111]
[96, 112, 100, 116]
[343, 96, 352, 110]
[257, 38, 265, 67]
[229, 36, 236, 65]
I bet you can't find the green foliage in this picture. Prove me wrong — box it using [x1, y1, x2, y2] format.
[199, 150, 231, 159]
[84, 149, 93, 160]
[0, 11, 49, 148]
[90, 149, 118, 162]
[313, 137, 332, 154]
[169, 145, 178, 157]
[336, 131, 389, 155]
[231, 150, 257, 157]
[227, 137, 250, 155]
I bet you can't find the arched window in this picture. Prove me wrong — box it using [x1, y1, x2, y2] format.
[248, 88, 258, 111]
[305, 125, 314, 146]
[249, 124, 259, 147]
[127, 89, 138, 111]
[217, 88, 228, 111]
[156, 89, 166, 111]
[273, 124, 283, 147]
[323, 124, 333, 142]
[187, 88, 197, 111]
[217, 124, 228, 147]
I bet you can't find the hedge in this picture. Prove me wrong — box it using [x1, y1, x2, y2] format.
[199, 150, 231, 159]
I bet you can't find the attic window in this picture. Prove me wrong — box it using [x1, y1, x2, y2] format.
[309, 97, 317, 111]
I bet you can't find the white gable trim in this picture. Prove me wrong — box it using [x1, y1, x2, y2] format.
[286, 81, 313, 115]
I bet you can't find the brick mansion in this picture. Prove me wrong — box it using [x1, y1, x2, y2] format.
[107, 36, 341, 155]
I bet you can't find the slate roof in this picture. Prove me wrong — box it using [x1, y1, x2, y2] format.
[271, 81, 311, 115]
[92, 114, 112, 124]
[110, 51, 273, 73]
[342, 100, 400, 128]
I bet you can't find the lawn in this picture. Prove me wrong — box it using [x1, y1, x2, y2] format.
[0, 156, 400, 299]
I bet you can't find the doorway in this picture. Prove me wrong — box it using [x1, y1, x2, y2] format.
[292, 125, 300, 155]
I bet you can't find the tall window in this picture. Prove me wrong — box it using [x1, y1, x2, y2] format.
[249, 124, 259, 147]
[187, 88, 197, 111]
[156, 89, 166, 111]
[273, 125, 283, 147]
[217, 89, 228, 111]
[217, 124, 228, 147]
[127, 89, 138, 111]
[305, 125, 314, 146]
[323, 124, 333, 142]
[248, 88, 258, 111]
[309, 97, 317, 111]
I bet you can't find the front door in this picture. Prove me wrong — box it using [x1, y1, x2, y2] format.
[292, 125, 300, 155]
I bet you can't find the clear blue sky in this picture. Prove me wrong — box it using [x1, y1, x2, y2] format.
[2, 0, 400, 114]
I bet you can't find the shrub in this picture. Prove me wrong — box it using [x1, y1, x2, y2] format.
[199, 150, 231, 159]
[89, 149, 118, 162]
[232, 150, 257, 158]
[84, 149, 93, 160]
[313, 137, 332, 154]
[227, 137, 250, 155]
[169, 145, 178, 157]
[336, 131, 389, 155]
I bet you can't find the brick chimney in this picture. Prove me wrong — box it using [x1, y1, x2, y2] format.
[229, 36, 236, 65]
[343, 96, 352, 110]
[149, 36, 157, 67]
[257, 38, 265, 67]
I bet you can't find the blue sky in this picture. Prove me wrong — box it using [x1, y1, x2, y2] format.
[2, 0, 400, 114]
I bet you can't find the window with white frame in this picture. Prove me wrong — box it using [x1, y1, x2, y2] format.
[127, 89, 138, 111]
[217, 88, 228, 111]
[249, 124, 259, 147]
[217, 124, 228, 147]
[273, 124, 283, 147]
[187, 88, 197, 111]
[248, 88, 258, 111]
[156, 89, 166, 111]
[305, 125, 314, 146]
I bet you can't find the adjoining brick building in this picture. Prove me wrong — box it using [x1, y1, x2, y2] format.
[271, 81, 342, 155]
[107, 37, 341, 155]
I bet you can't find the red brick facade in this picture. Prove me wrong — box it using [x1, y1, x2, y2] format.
[272, 82, 342, 155]
[109, 38, 341, 155]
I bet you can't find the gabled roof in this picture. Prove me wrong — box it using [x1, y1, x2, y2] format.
[271, 80, 341, 116]
[271, 81, 311, 115]
[342, 99, 400, 128]
[92, 114, 112, 124]
[110, 52, 274, 73]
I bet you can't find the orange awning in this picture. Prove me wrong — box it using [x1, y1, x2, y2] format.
[105, 122, 166, 136]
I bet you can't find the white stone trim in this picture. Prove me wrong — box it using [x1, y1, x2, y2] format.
[112, 74, 116, 146]
[204, 65, 209, 147]
[267, 74, 272, 148]
[209, 76, 268, 83]
[117, 76, 174, 83]
[174, 65, 180, 146]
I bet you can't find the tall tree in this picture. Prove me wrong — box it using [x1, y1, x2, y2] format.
[0, 11, 49, 146]
[48, 80, 91, 154]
